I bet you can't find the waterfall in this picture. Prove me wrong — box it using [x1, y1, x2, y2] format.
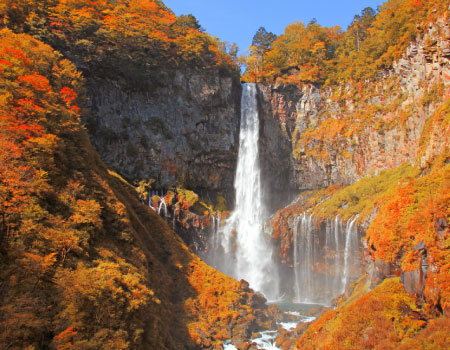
[294, 213, 315, 303]
[334, 215, 342, 289]
[291, 214, 361, 304]
[209, 213, 221, 269]
[203, 83, 363, 304]
[210, 214, 218, 251]
[342, 215, 359, 292]
[216, 215, 221, 240]
[325, 218, 332, 295]
[293, 216, 301, 302]
[214, 83, 279, 299]
[158, 196, 167, 218]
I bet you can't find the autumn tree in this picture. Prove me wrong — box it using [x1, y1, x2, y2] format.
[242, 27, 276, 81]
[173, 14, 201, 32]
[348, 7, 377, 53]
[261, 21, 341, 84]
[251, 26, 276, 71]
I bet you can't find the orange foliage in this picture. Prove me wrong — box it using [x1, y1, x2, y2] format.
[0, 28, 84, 236]
[0, 28, 262, 349]
[185, 257, 264, 345]
[247, 0, 449, 84]
[0, 0, 238, 81]
[17, 73, 51, 91]
[296, 278, 427, 350]
[367, 164, 450, 311]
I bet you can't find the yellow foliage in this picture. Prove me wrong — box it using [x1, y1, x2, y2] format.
[296, 278, 426, 350]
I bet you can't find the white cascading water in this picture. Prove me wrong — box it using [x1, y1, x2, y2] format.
[219, 83, 279, 300]
[205, 83, 361, 307]
[158, 197, 167, 218]
[342, 215, 359, 292]
[334, 215, 343, 289]
[292, 214, 361, 304]
[293, 215, 301, 302]
[293, 213, 316, 303]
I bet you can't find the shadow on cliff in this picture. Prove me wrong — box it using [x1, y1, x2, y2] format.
[79, 132, 200, 350]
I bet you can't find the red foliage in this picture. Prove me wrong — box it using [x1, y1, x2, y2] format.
[55, 326, 77, 339]
[0, 28, 82, 236]
[18, 74, 51, 91]
[60, 86, 77, 105]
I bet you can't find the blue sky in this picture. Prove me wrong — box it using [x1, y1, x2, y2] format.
[164, 0, 384, 54]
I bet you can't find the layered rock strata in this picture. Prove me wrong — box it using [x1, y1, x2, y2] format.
[256, 19, 450, 192]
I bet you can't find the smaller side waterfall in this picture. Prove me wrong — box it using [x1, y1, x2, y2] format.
[291, 214, 362, 304]
[158, 197, 168, 218]
[334, 215, 343, 288]
[210, 214, 220, 252]
[293, 216, 301, 302]
[342, 215, 359, 292]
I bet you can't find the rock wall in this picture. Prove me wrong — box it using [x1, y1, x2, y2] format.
[257, 19, 450, 193]
[85, 69, 242, 203]
[264, 19, 450, 308]
[257, 84, 298, 213]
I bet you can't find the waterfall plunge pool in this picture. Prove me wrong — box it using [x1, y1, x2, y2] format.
[224, 301, 320, 350]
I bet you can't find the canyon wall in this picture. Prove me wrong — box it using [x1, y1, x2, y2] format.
[261, 19, 450, 309]
[82, 18, 449, 219]
[257, 84, 298, 213]
[85, 69, 242, 203]
[257, 19, 450, 194]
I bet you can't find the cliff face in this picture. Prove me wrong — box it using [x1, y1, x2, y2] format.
[85, 69, 241, 202]
[257, 84, 298, 213]
[257, 19, 450, 193]
[257, 83, 329, 192]
[264, 19, 450, 316]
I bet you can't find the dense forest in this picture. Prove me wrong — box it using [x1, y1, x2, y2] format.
[243, 0, 449, 84]
[0, 0, 449, 349]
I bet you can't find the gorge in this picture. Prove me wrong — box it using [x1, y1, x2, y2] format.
[1, 0, 450, 350]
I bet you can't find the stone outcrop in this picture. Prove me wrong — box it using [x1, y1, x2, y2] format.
[85, 69, 242, 203]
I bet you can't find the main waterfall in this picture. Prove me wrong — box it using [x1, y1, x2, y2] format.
[208, 83, 279, 300]
[205, 84, 362, 306]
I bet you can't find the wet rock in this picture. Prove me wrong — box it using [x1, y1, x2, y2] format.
[254, 20, 450, 201]
[275, 322, 310, 350]
[401, 245, 428, 299]
[249, 292, 267, 309]
[256, 84, 298, 213]
[373, 259, 392, 285]
[231, 337, 251, 350]
[413, 241, 426, 251]
[247, 343, 259, 350]
[240, 279, 251, 291]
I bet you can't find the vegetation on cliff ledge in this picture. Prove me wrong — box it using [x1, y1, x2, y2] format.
[296, 278, 449, 350]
